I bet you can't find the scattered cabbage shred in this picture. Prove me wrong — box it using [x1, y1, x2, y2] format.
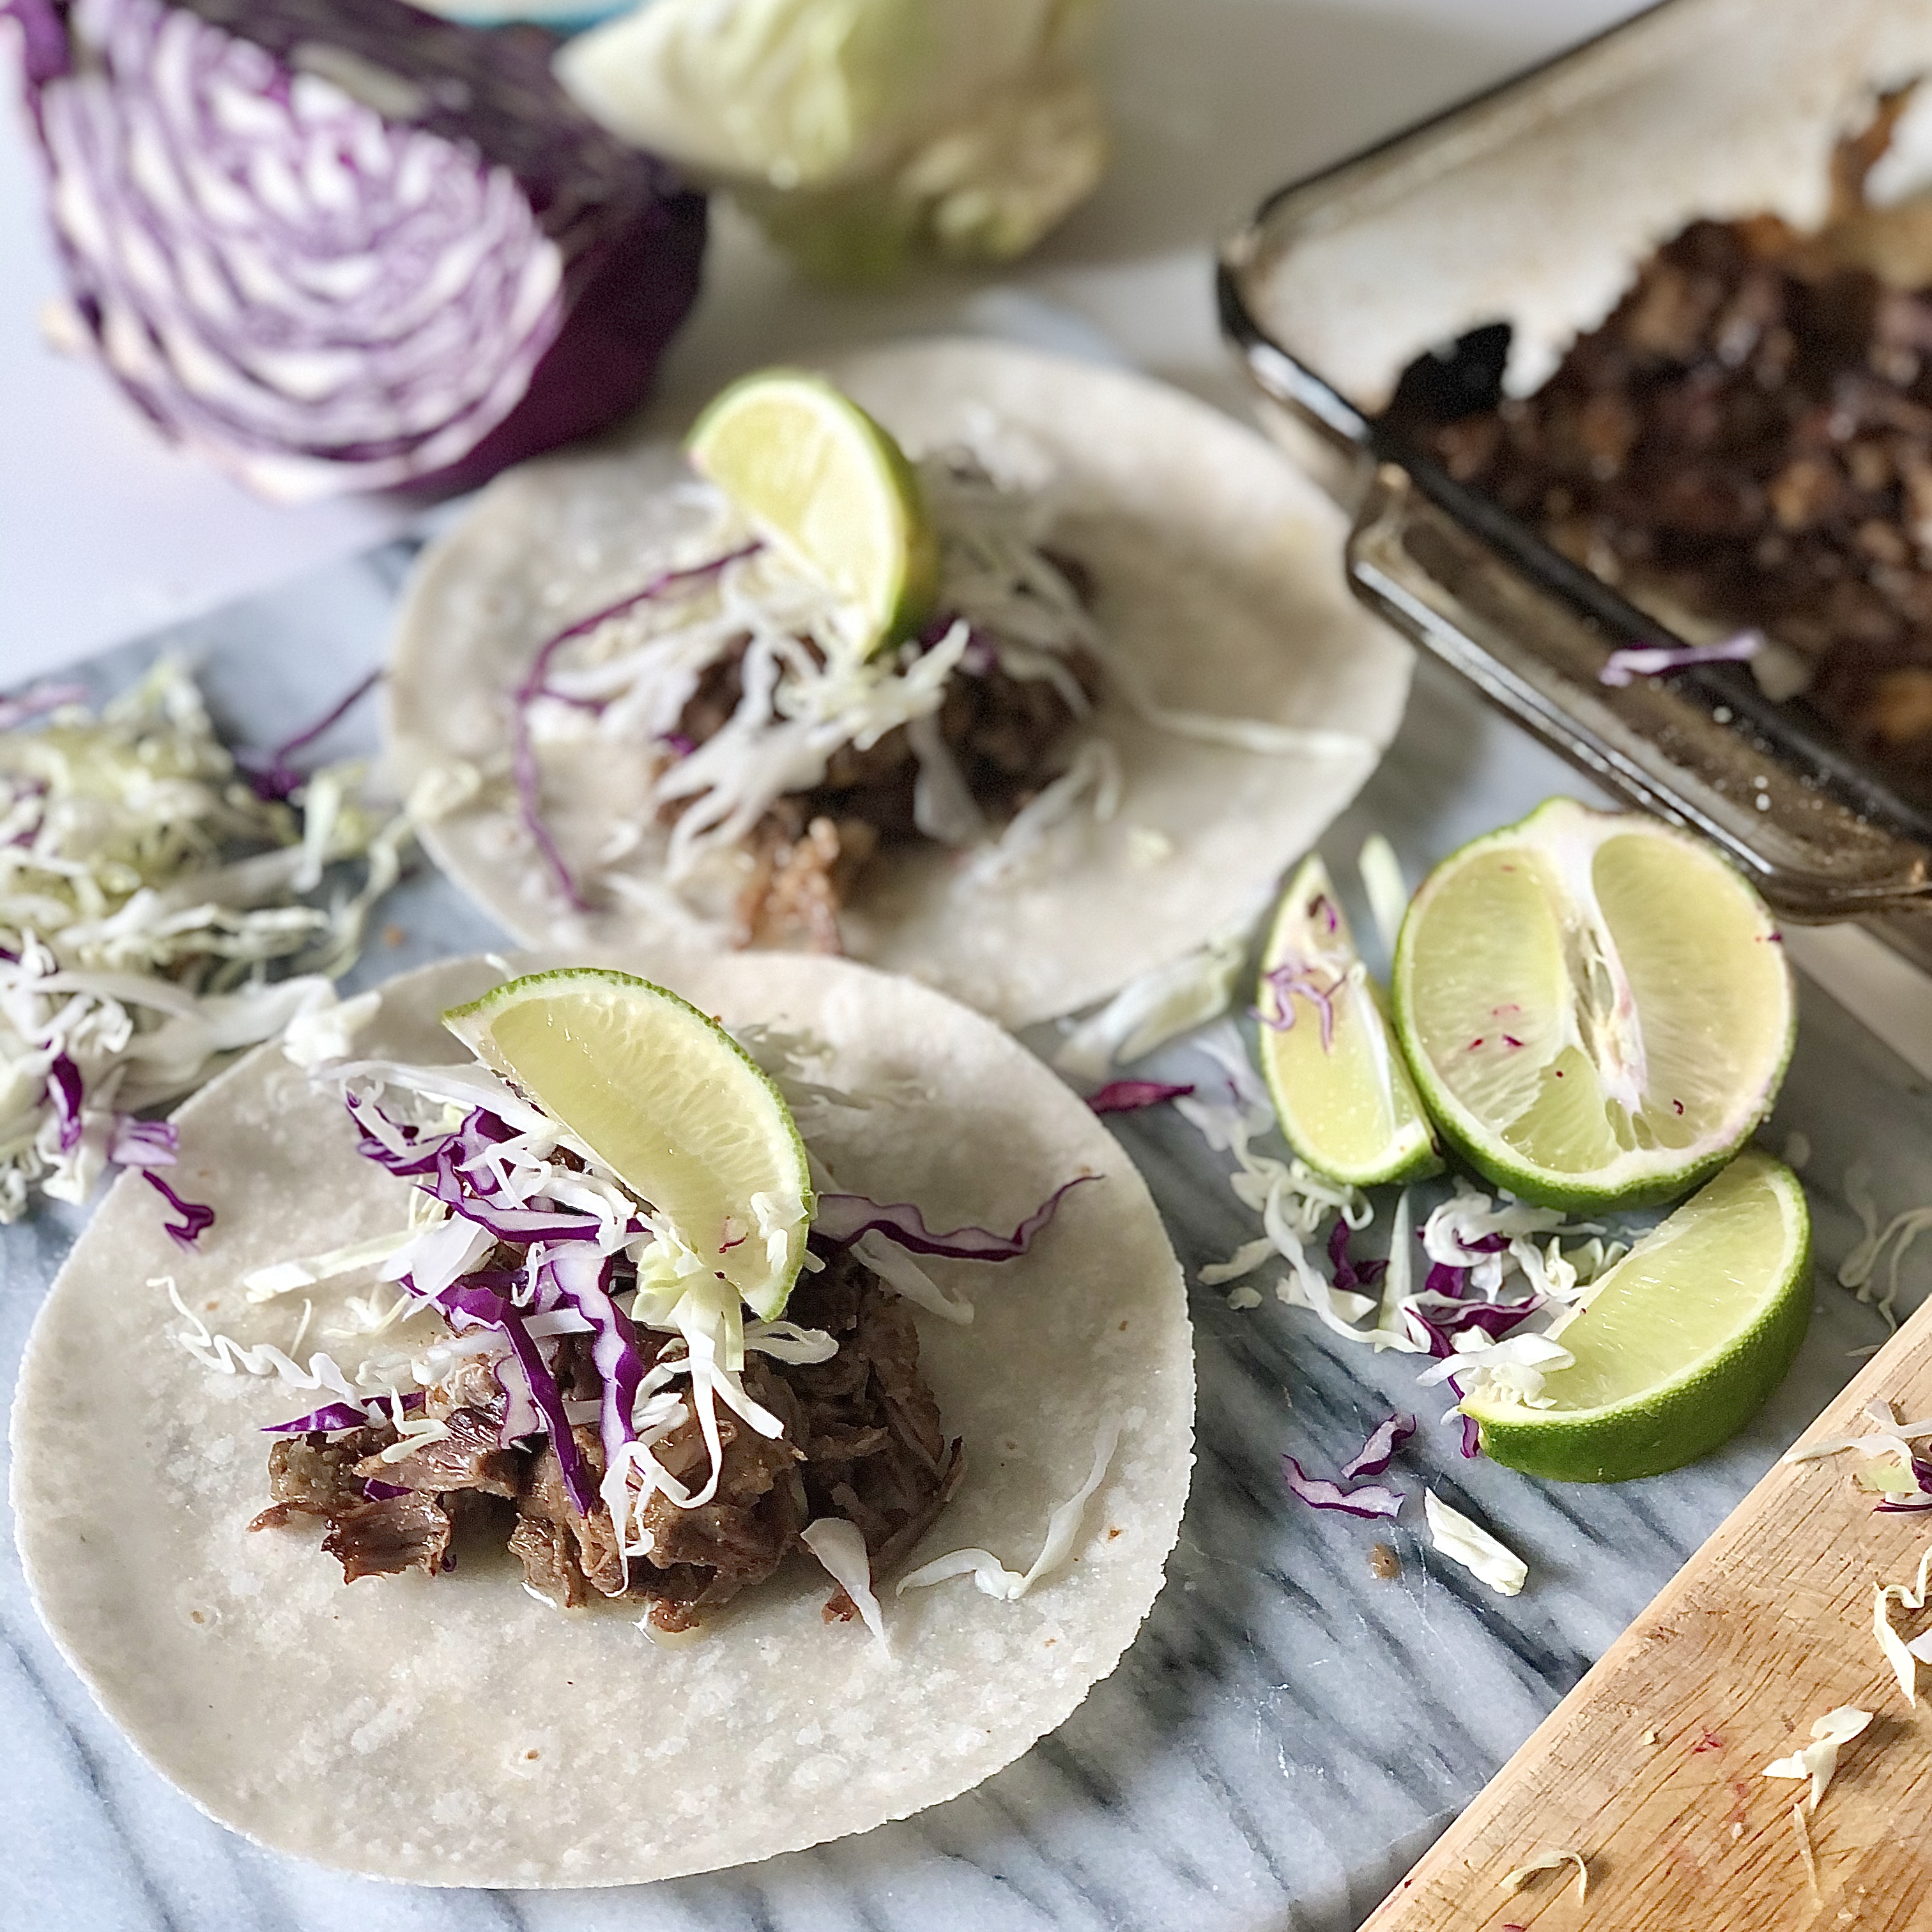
[897, 1420, 1121, 1602]
[1423, 1491, 1528, 1596]
[1761, 1705, 1871, 1811]
[0, 662, 401, 1223]
[1499, 1848, 1589, 1905]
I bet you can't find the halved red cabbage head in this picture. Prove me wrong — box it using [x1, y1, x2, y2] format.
[8, 0, 707, 500]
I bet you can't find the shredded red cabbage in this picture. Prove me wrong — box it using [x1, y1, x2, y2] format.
[347, 1096, 609, 1243]
[812, 1174, 1096, 1261]
[420, 1154, 605, 1244]
[142, 1169, 215, 1248]
[261, 1400, 376, 1434]
[433, 1273, 595, 1514]
[362, 1478, 410, 1501]
[1340, 1413, 1416, 1482]
[1256, 961, 1342, 1052]
[1281, 1456, 1404, 1520]
[0, 679, 88, 731]
[1328, 1220, 1389, 1295]
[1087, 1079, 1195, 1115]
[1598, 630, 1762, 687]
[1873, 1455, 1932, 1511]
[108, 1115, 178, 1168]
[1459, 1413, 1482, 1460]
[45, 1053, 82, 1152]
[261, 1391, 424, 1434]
[509, 544, 760, 910]
[237, 668, 382, 803]
[1405, 1298, 1540, 1358]
[544, 1243, 647, 1482]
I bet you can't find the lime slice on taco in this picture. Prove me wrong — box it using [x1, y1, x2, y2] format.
[686, 368, 939, 661]
[443, 967, 811, 1319]
[388, 339, 1409, 1027]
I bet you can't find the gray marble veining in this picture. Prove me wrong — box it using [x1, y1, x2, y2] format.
[3, 533, 1922, 1932]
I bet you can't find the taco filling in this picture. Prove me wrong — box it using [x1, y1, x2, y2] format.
[510, 445, 1116, 946]
[241, 968, 1084, 1633]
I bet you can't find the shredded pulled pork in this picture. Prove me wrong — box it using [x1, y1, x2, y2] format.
[1416, 107, 1932, 805]
[668, 625, 1102, 950]
[250, 1248, 961, 1630]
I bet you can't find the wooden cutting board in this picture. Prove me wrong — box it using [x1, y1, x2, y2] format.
[1361, 1290, 1932, 1932]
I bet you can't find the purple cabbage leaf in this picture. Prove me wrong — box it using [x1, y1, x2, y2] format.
[812, 1174, 1096, 1261]
[8, 0, 706, 501]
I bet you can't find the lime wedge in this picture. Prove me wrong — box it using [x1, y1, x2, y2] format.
[1256, 853, 1441, 1188]
[686, 369, 939, 661]
[1462, 1151, 1812, 1481]
[1392, 799, 1794, 1211]
[442, 969, 812, 1320]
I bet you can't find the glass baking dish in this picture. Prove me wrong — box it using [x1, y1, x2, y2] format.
[1218, 0, 1932, 963]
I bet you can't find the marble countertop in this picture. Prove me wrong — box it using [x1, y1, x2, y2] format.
[8, 3, 1927, 1926]
[4, 545, 1924, 1932]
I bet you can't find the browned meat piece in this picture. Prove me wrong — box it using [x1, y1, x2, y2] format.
[1420, 151, 1932, 804]
[783, 1252, 964, 1616]
[247, 1425, 397, 1529]
[621, 1364, 808, 1630]
[354, 1406, 521, 1498]
[322, 1492, 453, 1582]
[509, 1515, 588, 1608]
[668, 618, 1102, 948]
[514, 1425, 628, 1597]
[736, 815, 877, 952]
[255, 1242, 962, 1632]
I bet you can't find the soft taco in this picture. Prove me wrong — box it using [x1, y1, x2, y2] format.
[10, 950, 1192, 1886]
[386, 339, 1411, 1028]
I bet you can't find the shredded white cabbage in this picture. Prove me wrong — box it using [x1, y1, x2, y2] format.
[1053, 934, 1246, 1080]
[801, 1517, 889, 1652]
[1416, 1331, 1576, 1411]
[1499, 1848, 1589, 1905]
[1356, 833, 1408, 959]
[1762, 1706, 1871, 1811]
[243, 1227, 418, 1302]
[162, 1275, 363, 1404]
[1423, 1490, 1528, 1596]
[1839, 1163, 1932, 1332]
[0, 661, 406, 1221]
[897, 1418, 1120, 1603]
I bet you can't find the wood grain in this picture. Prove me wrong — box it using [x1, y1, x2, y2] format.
[1362, 1289, 1932, 1931]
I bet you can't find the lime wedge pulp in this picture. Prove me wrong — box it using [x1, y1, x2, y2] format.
[1461, 1151, 1812, 1482]
[1392, 799, 1795, 1211]
[442, 969, 813, 1320]
[686, 368, 940, 661]
[1256, 852, 1441, 1189]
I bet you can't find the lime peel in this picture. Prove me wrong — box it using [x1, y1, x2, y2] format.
[1460, 1151, 1813, 1483]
